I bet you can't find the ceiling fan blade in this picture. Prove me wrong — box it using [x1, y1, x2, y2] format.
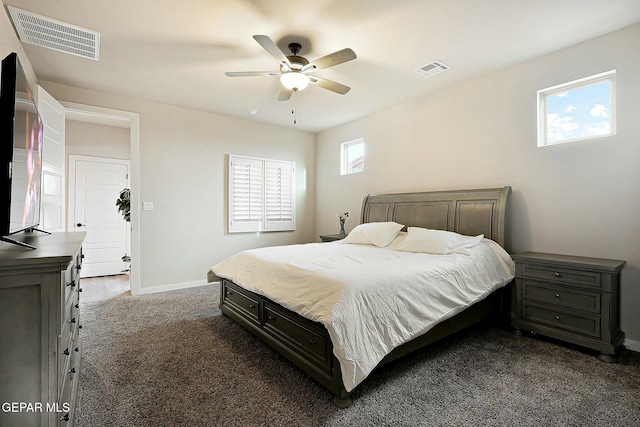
[253, 35, 292, 71]
[309, 76, 351, 95]
[225, 71, 279, 77]
[277, 87, 293, 101]
[302, 48, 357, 72]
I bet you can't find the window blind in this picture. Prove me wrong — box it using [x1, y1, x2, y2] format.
[265, 161, 294, 231]
[228, 155, 295, 233]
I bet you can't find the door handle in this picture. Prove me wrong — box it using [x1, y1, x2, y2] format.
[76, 223, 86, 227]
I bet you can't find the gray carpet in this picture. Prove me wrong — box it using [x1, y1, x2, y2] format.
[76, 284, 640, 426]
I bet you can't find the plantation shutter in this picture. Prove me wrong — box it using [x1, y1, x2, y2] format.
[264, 160, 295, 231]
[228, 155, 295, 233]
[228, 156, 264, 232]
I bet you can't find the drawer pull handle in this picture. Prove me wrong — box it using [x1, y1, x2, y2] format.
[75, 304, 79, 309]
[555, 293, 561, 298]
[78, 288, 83, 292]
[554, 315, 561, 321]
[248, 304, 255, 309]
[70, 317, 76, 324]
[66, 280, 75, 287]
[62, 348, 70, 356]
[74, 347, 79, 352]
[60, 413, 70, 422]
[226, 291, 233, 297]
[268, 316, 275, 321]
[554, 272, 561, 278]
[309, 339, 316, 346]
[79, 324, 83, 329]
[69, 367, 76, 374]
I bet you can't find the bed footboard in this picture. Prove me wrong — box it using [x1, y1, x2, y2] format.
[219, 279, 352, 407]
[219, 278, 509, 407]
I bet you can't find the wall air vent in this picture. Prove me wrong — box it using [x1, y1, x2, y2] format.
[7, 6, 100, 61]
[416, 60, 450, 78]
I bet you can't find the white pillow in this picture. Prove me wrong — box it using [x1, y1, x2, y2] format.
[393, 227, 483, 255]
[340, 221, 405, 247]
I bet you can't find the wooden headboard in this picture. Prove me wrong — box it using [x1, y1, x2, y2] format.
[361, 186, 511, 248]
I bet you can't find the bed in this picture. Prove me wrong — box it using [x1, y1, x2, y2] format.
[209, 186, 513, 407]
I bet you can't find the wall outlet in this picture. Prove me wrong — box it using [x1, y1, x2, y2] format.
[143, 202, 154, 211]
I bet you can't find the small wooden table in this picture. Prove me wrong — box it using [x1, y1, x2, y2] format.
[511, 251, 625, 362]
[319, 234, 346, 242]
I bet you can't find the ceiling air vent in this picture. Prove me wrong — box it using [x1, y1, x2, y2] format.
[7, 6, 100, 60]
[416, 60, 450, 78]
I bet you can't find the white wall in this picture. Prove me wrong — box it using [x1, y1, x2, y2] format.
[316, 24, 640, 343]
[66, 120, 130, 160]
[40, 82, 316, 293]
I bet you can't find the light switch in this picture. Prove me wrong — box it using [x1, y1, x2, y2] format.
[143, 202, 154, 211]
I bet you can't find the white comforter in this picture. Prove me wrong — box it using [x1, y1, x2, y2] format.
[211, 238, 514, 392]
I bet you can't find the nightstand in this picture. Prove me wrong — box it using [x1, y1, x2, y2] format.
[319, 234, 345, 242]
[511, 252, 625, 362]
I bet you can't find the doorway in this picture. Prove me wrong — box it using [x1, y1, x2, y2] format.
[62, 102, 141, 294]
[68, 155, 130, 277]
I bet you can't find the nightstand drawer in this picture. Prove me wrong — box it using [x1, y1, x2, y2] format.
[522, 280, 600, 313]
[522, 303, 600, 338]
[520, 264, 601, 289]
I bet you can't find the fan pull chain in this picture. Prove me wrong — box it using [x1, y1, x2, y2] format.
[291, 98, 298, 125]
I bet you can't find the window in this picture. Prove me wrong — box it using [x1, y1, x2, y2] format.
[341, 138, 365, 175]
[228, 155, 295, 233]
[537, 70, 616, 147]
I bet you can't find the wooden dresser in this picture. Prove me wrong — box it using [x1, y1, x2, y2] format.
[0, 232, 85, 426]
[511, 252, 625, 362]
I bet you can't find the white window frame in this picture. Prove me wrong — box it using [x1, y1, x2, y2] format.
[228, 154, 295, 233]
[537, 70, 616, 147]
[340, 138, 365, 175]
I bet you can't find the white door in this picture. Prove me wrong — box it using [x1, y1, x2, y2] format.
[37, 86, 65, 232]
[69, 155, 130, 277]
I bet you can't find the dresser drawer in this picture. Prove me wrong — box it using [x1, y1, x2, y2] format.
[522, 303, 600, 338]
[58, 299, 79, 383]
[520, 264, 601, 289]
[264, 303, 330, 371]
[521, 280, 600, 314]
[58, 340, 81, 425]
[67, 338, 80, 383]
[221, 281, 260, 324]
[58, 331, 73, 390]
[63, 263, 74, 308]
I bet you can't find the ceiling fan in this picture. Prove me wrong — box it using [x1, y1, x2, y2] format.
[225, 35, 357, 101]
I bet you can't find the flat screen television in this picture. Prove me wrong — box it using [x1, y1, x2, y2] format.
[0, 52, 45, 249]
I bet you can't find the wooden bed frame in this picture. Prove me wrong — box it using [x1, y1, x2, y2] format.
[216, 186, 512, 407]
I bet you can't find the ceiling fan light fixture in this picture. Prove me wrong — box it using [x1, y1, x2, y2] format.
[280, 71, 310, 91]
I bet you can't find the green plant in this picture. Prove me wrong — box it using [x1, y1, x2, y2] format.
[116, 188, 130, 222]
[116, 188, 131, 272]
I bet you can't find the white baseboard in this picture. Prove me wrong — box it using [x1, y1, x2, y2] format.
[624, 338, 640, 353]
[134, 279, 211, 295]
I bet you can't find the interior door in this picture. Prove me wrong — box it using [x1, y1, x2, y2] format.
[69, 156, 130, 277]
[37, 85, 65, 232]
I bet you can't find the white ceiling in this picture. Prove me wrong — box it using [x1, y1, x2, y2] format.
[5, 0, 640, 132]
